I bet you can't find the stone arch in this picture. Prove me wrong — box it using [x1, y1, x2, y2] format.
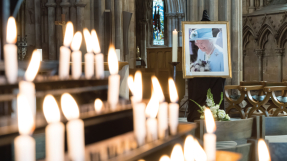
[244, 31, 259, 81]
[243, 25, 257, 41]
[277, 22, 287, 48]
[243, 30, 257, 50]
[258, 25, 276, 49]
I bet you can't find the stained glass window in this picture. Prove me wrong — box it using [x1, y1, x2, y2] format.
[153, 0, 164, 45]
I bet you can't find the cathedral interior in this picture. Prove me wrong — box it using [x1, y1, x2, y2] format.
[1, 0, 287, 161]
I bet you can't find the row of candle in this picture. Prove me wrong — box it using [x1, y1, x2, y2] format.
[159, 109, 271, 161]
[128, 71, 179, 146]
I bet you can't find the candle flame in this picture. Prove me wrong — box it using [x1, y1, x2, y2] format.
[184, 135, 195, 161]
[83, 28, 93, 53]
[61, 93, 80, 120]
[64, 21, 74, 46]
[159, 155, 170, 161]
[151, 76, 165, 102]
[258, 139, 271, 161]
[134, 71, 143, 102]
[43, 95, 61, 123]
[6, 17, 17, 44]
[108, 45, 119, 75]
[168, 78, 178, 103]
[204, 109, 216, 133]
[194, 140, 207, 161]
[17, 94, 35, 135]
[128, 75, 134, 92]
[91, 30, 101, 53]
[71, 32, 82, 51]
[25, 50, 41, 81]
[94, 98, 103, 113]
[145, 92, 159, 118]
[170, 144, 184, 161]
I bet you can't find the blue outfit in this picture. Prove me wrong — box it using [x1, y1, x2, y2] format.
[197, 45, 224, 72]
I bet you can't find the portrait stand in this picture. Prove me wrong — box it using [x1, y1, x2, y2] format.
[187, 10, 226, 122]
[168, 62, 180, 82]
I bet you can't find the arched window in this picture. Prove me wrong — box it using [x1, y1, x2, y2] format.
[153, 0, 164, 45]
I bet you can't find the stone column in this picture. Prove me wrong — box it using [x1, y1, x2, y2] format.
[276, 48, 285, 82]
[249, 0, 255, 13]
[90, 0, 94, 29]
[60, 0, 71, 21]
[95, 0, 105, 54]
[243, 50, 246, 80]
[70, 0, 77, 31]
[259, 0, 264, 9]
[46, 0, 57, 60]
[75, 0, 86, 32]
[140, 19, 147, 65]
[114, 0, 122, 59]
[256, 49, 264, 81]
[198, 0, 204, 20]
[209, 0, 218, 21]
[166, 14, 173, 47]
[35, 0, 42, 49]
[177, 13, 184, 47]
[187, 0, 198, 21]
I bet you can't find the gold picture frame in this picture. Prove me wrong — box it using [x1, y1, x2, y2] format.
[182, 21, 232, 78]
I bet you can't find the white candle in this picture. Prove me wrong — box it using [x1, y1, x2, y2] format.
[172, 29, 178, 62]
[15, 95, 35, 161]
[194, 139, 207, 161]
[91, 30, 104, 79]
[37, 49, 42, 61]
[170, 144, 184, 161]
[43, 95, 65, 161]
[115, 49, 120, 61]
[19, 50, 41, 121]
[168, 78, 179, 135]
[108, 46, 120, 111]
[258, 139, 271, 161]
[204, 109, 216, 161]
[158, 102, 168, 139]
[71, 32, 83, 79]
[61, 93, 85, 161]
[184, 135, 195, 161]
[94, 98, 103, 113]
[159, 155, 171, 161]
[4, 17, 18, 84]
[59, 22, 73, 80]
[145, 93, 159, 142]
[83, 28, 94, 79]
[132, 101, 146, 146]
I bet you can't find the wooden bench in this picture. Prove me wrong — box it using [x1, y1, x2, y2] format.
[195, 117, 260, 161]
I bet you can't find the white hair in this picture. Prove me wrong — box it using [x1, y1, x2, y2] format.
[195, 39, 216, 44]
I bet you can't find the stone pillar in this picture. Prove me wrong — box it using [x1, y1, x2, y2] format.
[114, 0, 122, 60]
[259, 0, 264, 9]
[249, 0, 255, 13]
[256, 49, 264, 81]
[60, 0, 71, 21]
[90, 0, 94, 29]
[276, 48, 285, 82]
[209, 0, 218, 21]
[75, 0, 86, 32]
[243, 50, 246, 81]
[198, 0, 205, 20]
[187, 0, 198, 21]
[140, 20, 147, 65]
[95, 0, 104, 54]
[56, 1, 62, 59]
[166, 14, 173, 47]
[70, 0, 77, 31]
[177, 13, 184, 47]
[35, 0, 42, 49]
[46, 0, 57, 60]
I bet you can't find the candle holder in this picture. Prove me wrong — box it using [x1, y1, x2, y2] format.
[168, 62, 180, 82]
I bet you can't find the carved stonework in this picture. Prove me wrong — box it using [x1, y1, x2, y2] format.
[255, 49, 264, 57]
[275, 48, 285, 56]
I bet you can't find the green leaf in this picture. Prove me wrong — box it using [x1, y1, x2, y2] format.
[190, 99, 204, 111]
[218, 92, 224, 106]
[197, 110, 203, 113]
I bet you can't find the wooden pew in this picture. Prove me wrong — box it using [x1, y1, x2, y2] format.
[195, 117, 260, 161]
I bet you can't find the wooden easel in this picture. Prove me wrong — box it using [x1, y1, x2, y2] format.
[55, 14, 66, 38]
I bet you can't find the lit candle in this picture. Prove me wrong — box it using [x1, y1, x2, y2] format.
[71, 32, 82, 79]
[194, 139, 207, 161]
[172, 29, 178, 62]
[19, 50, 41, 122]
[184, 135, 195, 161]
[14, 95, 35, 161]
[129, 72, 146, 146]
[61, 93, 85, 161]
[159, 155, 170, 161]
[151, 76, 168, 139]
[115, 49, 120, 61]
[43, 95, 64, 161]
[107, 46, 120, 111]
[170, 144, 184, 161]
[4, 17, 18, 84]
[168, 78, 179, 135]
[204, 108, 216, 161]
[59, 21, 73, 80]
[258, 139, 271, 161]
[94, 98, 103, 113]
[83, 28, 94, 79]
[145, 92, 159, 142]
[91, 30, 104, 79]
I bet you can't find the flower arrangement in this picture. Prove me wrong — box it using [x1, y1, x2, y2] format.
[190, 59, 211, 72]
[190, 88, 230, 121]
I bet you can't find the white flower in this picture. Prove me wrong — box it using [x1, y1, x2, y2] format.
[210, 106, 218, 113]
[224, 114, 230, 120]
[215, 104, 220, 110]
[218, 109, 226, 119]
[202, 105, 207, 111]
[206, 98, 214, 107]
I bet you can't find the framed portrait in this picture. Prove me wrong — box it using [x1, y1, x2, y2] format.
[182, 21, 232, 78]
